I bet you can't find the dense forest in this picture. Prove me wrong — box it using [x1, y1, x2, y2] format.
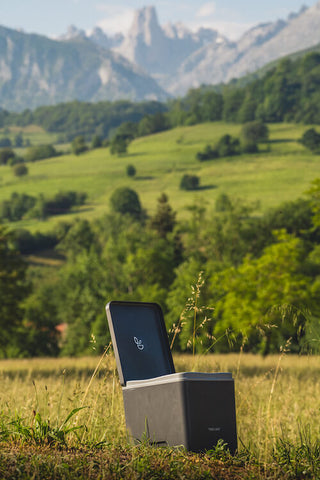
[0, 100, 168, 142]
[2, 183, 320, 358]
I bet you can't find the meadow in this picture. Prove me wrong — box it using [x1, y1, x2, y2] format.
[1, 122, 320, 233]
[0, 352, 319, 479]
[1, 122, 320, 478]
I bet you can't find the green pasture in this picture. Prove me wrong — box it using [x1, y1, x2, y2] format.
[0, 122, 320, 233]
[0, 125, 58, 147]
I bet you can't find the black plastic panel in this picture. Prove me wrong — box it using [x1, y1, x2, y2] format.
[106, 301, 175, 386]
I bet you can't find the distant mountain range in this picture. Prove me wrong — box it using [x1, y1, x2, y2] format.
[1, 2, 320, 111]
[0, 25, 167, 111]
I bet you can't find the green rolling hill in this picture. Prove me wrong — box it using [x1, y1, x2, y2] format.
[1, 121, 320, 233]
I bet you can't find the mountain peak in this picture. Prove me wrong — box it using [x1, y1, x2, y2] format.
[59, 25, 86, 41]
[287, 5, 308, 21]
[129, 5, 162, 45]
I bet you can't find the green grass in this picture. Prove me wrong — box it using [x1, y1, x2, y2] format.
[0, 125, 60, 150]
[1, 122, 320, 233]
[0, 353, 319, 478]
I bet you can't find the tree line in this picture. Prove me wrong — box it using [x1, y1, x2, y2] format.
[0, 191, 87, 222]
[1, 51, 320, 144]
[2, 181, 320, 358]
[168, 52, 320, 125]
[0, 100, 168, 142]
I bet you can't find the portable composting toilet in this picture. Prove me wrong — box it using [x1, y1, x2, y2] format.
[106, 300, 237, 453]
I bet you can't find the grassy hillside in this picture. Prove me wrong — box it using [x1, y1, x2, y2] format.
[0, 125, 58, 147]
[1, 122, 319, 232]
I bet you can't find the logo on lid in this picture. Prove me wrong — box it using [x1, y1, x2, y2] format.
[208, 427, 221, 432]
[134, 337, 144, 350]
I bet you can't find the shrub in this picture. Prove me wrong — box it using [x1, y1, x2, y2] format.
[300, 128, 320, 153]
[13, 229, 58, 254]
[150, 193, 177, 238]
[0, 192, 36, 221]
[216, 134, 240, 157]
[14, 132, 24, 147]
[197, 133, 257, 161]
[116, 121, 138, 140]
[0, 137, 12, 147]
[44, 191, 87, 216]
[0, 147, 15, 165]
[241, 121, 269, 144]
[25, 144, 58, 162]
[0, 190, 87, 222]
[91, 135, 102, 149]
[138, 113, 170, 136]
[126, 164, 136, 177]
[8, 155, 25, 166]
[71, 136, 88, 155]
[241, 142, 259, 153]
[215, 193, 233, 212]
[180, 174, 200, 190]
[196, 144, 219, 161]
[110, 134, 129, 156]
[110, 187, 142, 218]
[13, 163, 28, 176]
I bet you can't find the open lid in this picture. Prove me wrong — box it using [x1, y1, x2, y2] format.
[106, 301, 175, 386]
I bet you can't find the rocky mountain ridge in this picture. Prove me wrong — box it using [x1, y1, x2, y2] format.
[63, 3, 320, 95]
[1, 3, 320, 111]
[173, 2, 320, 94]
[0, 25, 168, 111]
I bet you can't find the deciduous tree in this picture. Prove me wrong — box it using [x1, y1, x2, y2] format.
[0, 225, 30, 357]
[110, 187, 142, 219]
[213, 232, 312, 354]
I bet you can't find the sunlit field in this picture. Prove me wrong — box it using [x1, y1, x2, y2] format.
[0, 353, 319, 478]
[1, 122, 320, 233]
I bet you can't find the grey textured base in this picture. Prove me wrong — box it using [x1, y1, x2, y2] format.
[123, 372, 237, 453]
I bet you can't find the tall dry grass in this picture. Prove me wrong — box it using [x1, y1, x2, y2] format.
[0, 351, 319, 459]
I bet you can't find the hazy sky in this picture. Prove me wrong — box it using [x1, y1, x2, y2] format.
[2, 0, 318, 40]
